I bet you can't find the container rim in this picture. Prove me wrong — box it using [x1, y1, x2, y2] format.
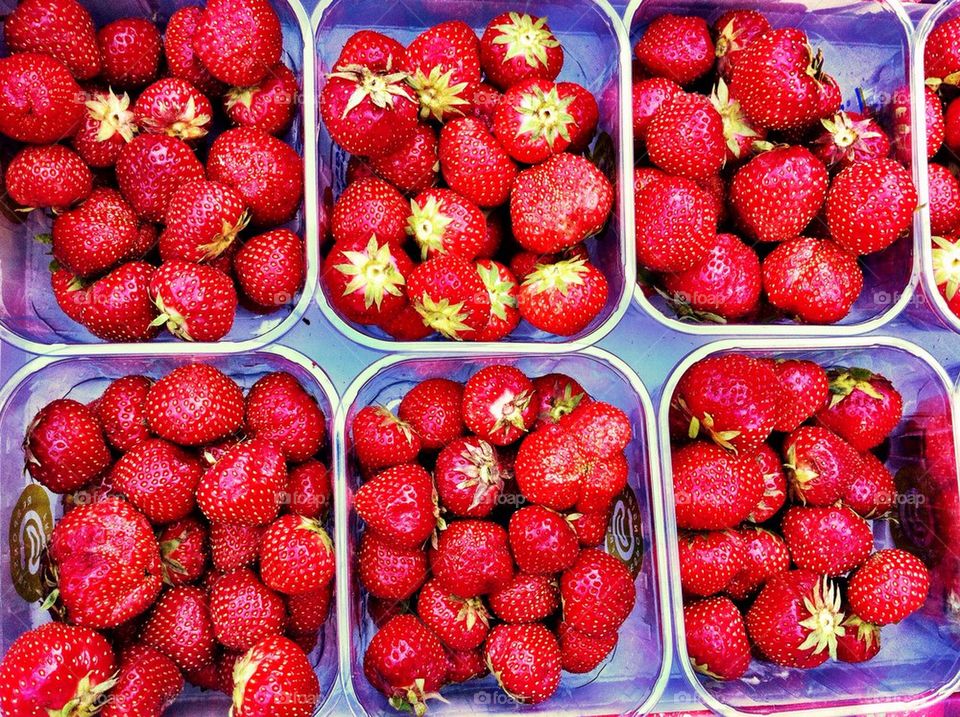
[330, 346, 673, 716]
[656, 336, 960, 717]
[309, 0, 639, 355]
[624, 0, 922, 338]
[0, 0, 321, 357]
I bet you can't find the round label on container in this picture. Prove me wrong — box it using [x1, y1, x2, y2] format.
[606, 487, 644, 578]
[8, 485, 53, 602]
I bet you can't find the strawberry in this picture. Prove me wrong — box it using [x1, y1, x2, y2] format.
[0, 53, 83, 143]
[51, 265, 89, 324]
[634, 173, 717, 272]
[812, 112, 891, 169]
[25, 398, 111, 493]
[746, 570, 844, 668]
[0, 622, 116, 717]
[561, 549, 635, 637]
[159, 180, 248, 263]
[635, 14, 714, 86]
[730, 146, 829, 244]
[287, 584, 333, 635]
[364, 614, 448, 715]
[846, 451, 896, 518]
[672, 442, 764, 530]
[405, 21, 481, 123]
[439, 116, 517, 207]
[678, 530, 745, 597]
[770, 358, 830, 433]
[367, 122, 440, 194]
[762, 236, 863, 324]
[783, 425, 863, 506]
[194, 0, 282, 86]
[713, 9, 771, 81]
[259, 514, 334, 595]
[662, 232, 762, 321]
[245, 371, 326, 463]
[111, 438, 201, 524]
[945, 96, 960, 157]
[647, 92, 726, 179]
[49, 497, 163, 628]
[231, 636, 319, 717]
[576, 452, 628, 514]
[928, 164, 960, 236]
[146, 363, 244, 446]
[835, 614, 881, 664]
[480, 12, 563, 90]
[398, 377, 465, 449]
[210, 522, 264, 572]
[725, 527, 790, 600]
[508, 504, 578, 575]
[568, 508, 610, 547]
[632, 77, 683, 142]
[781, 505, 873, 576]
[234, 228, 305, 308]
[446, 647, 487, 683]
[485, 623, 561, 704]
[904, 86, 945, 161]
[748, 444, 787, 524]
[94, 374, 152, 451]
[353, 406, 421, 470]
[4, 0, 99, 79]
[925, 17, 960, 88]
[468, 81, 502, 128]
[683, 596, 751, 680]
[408, 253, 491, 340]
[556, 620, 616, 674]
[356, 463, 437, 548]
[847, 549, 930, 626]
[518, 256, 608, 336]
[332, 177, 408, 248]
[558, 401, 630, 460]
[116, 134, 205, 223]
[708, 79, 764, 164]
[209, 569, 286, 651]
[83, 262, 160, 343]
[97, 18, 161, 87]
[358, 531, 427, 600]
[225, 62, 298, 136]
[431, 520, 514, 597]
[165, 7, 226, 96]
[558, 82, 598, 151]
[102, 644, 183, 717]
[532, 373, 589, 428]
[324, 236, 412, 326]
[475, 259, 520, 341]
[336, 29, 407, 69]
[141, 585, 216, 671]
[149, 260, 237, 342]
[52, 188, 139, 278]
[816, 368, 903, 451]
[416, 579, 490, 651]
[488, 573, 559, 624]
[408, 188, 486, 260]
[510, 153, 613, 253]
[435, 436, 505, 519]
[514, 424, 585, 510]
[493, 78, 574, 164]
[71, 88, 137, 169]
[5, 144, 91, 211]
[825, 158, 917, 256]
[158, 516, 208, 585]
[286, 460, 331, 519]
[462, 365, 536, 446]
[207, 127, 303, 226]
[197, 437, 286, 525]
[135, 77, 213, 141]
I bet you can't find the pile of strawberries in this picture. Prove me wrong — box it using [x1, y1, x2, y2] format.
[320, 13, 615, 342]
[0, 0, 306, 343]
[0, 364, 333, 717]
[632, 10, 917, 325]
[669, 353, 930, 679]
[351, 366, 637, 711]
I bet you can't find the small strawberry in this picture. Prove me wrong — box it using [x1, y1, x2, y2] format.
[71, 88, 137, 169]
[356, 463, 437, 548]
[518, 256, 609, 336]
[324, 235, 413, 326]
[812, 112, 891, 169]
[713, 9, 771, 80]
[405, 21, 481, 123]
[157, 516, 208, 585]
[146, 363, 244, 446]
[532, 373, 589, 428]
[508, 504, 578, 575]
[98, 18, 161, 87]
[557, 621, 616, 674]
[364, 614, 448, 715]
[634, 173, 718, 272]
[52, 188, 140, 278]
[209, 569, 286, 651]
[431, 520, 514, 598]
[462, 365, 536, 446]
[116, 134, 205, 223]
[493, 78, 574, 164]
[51, 265, 89, 324]
[149, 260, 237, 342]
[4, 0, 100, 79]
[210, 522, 264, 573]
[259, 514, 334, 595]
[816, 368, 903, 452]
[561, 549, 635, 637]
[102, 644, 183, 717]
[928, 164, 960, 236]
[725, 527, 790, 600]
[332, 177, 408, 248]
[678, 530, 745, 597]
[94, 374, 152, 451]
[417, 579, 490, 651]
[558, 401, 630, 460]
[358, 531, 428, 600]
[408, 253, 491, 340]
[747, 444, 787, 524]
[286, 460, 331, 519]
[514, 424, 585, 511]
[408, 188, 486, 260]
[770, 358, 830, 433]
[632, 77, 683, 142]
[135, 77, 213, 141]
[0, 53, 83, 143]
[782, 505, 873, 576]
[488, 573, 559, 624]
[398, 378, 465, 449]
[367, 122, 440, 194]
[944, 96, 960, 157]
[635, 14, 714, 86]
[194, 0, 282, 86]
[231, 636, 320, 717]
[225, 62, 298, 135]
[435, 436, 505, 521]
[245, 371, 326, 463]
[111, 438, 202, 524]
[353, 405, 421, 470]
[475, 259, 520, 341]
[439, 116, 517, 208]
[141, 585, 216, 672]
[672, 442, 764, 530]
[234, 228, 305, 309]
[467, 82, 502, 128]
[846, 451, 896, 518]
[683, 596, 751, 680]
[847, 549, 930, 626]
[835, 614, 881, 663]
[647, 92, 726, 180]
[783, 425, 863, 506]
[485, 623, 561, 704]
[446, 647, 487, 683]
[197, 437, 286, 525]
[81, 261, 161, 343]
[5, 144, 91, 211]
[25, 398, 111, 494]
[568, 508, 610, 547]
[287, 584, 332, 635]
[480, 12, 563, 90]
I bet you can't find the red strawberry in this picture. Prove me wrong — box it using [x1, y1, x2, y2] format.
[25, 398, 111, 493]
[725, 527, 790, 600]
[353, 406, 421, 470]
[678, 530, 745, 597]
[568, 508, 610, 547]
[209, 569, 286, 651]
[468, 82, 502, 129]
[405, 21, 481, 123]
[462, 365, 536, 445]
[0, 53, 83, 143]
[518, 257, 608, 336]
[672, 442, 764, 530]
[417, 579, 490, 651]
[485, 623, 560, 704]
[748, 444, 787, 523]
[116, 134, 205, 223]
[848, 549, 930, 626]
[508, 504, 578, 575]
[647, 92, 726, 180]
[324, 235, 413, 326]
[480, 12, 563, 90]
[515, 424, 585, 511]
[194, 0, 282, 86]
[558, 82, 598, 152]
[635, 14, 714, 86]
[71, 88, 136, 168]
[846, 451, 896, 518]
[5, 144, 91, 211]
[259, 514, 334, 595]
[364, 614, 448, 715]
[51, 266, 88, 324]
[928, 164, 960, 236]
[561, 549, 635, 637]
[146, 363, 244, 446]
[431, 520, 514, 597]
[925, 17, 960, 88]
[782, 505, 873, 576]
[493, 78, 574, 164]
[0, 623, 116, 717]
[197, 437, 286, 525]
[511, 153, 613, 253]
[944, 96, 960, 157]
[50, 497, 163, 628]
[356, 463, 437, 548]
[52, 188, 139, 278]
[135, 77, 213, 141]
[634, 174, 718, 272]
[332, 178, 408, 248]
[245, 372, 326, 463]
[826, 158, 917, 255]
[762, 236, 863, 324]
[358, 531, 428, 600]
[111, 438, 201, 524]
[784, 425, 863, 506]
[368, 122, 440, 194]
[683, 596, 751, 680]
[287, 584, 332, 635]
[4, 0, 100, 79]
[812, 112, 891, 169]
[446, 647, 487, 683]
[836, 614, 881, 663]
[398, 377, 465, 449]
[207, 127, 303, 226]
[557, 621, 616, 674]
[102, 644, 183, 717]
[532, 373, 589, 428]
[82, 259, 161, 342]
[713, 9, 771, 81]
[141, 585, 216, 671]
[708, 79, 764, 164]
[158, 517, 208, 585]
[771, 358, 830, 433]
[558, 401, 630, 460]
[435, 436, 505, 518]
[439, 116, 517, 208]
[816, 368, 903, 451]
[407, 253, 491, 340]
[164, 6, 226, 96]
[225, 62, 297, 136]
[408, 188, 486, 260]
[149, 260, 237, 342]
[632, 77, 683, 142]
[95, 374, 152, 451]
[98, 18, 161, 87]
[475, 259, 520, 341]
[234, 228, 305, 308]
[210, 522, 264, 572]
[231, 636, 319, 717]
[488, 573, 559, 624]
[159, 180, 248, 263]
[335, 29, 406, 70]
[908, 87, 945, 161]
[286, 460, 331, 519]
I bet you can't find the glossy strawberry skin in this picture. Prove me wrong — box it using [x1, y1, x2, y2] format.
[225, 62, 298, 136]
[141, 585, 216, 672]
[364, 614, 448, 707]
[416, 579, 490, 651]
[407, 254, 491, 341]
[635, 14, 715, 86]
[462, 365, 536, 446]
[846, 451, 896, 518]
[485, 623, 561, 704]
[561, 549, 636, 638]
[928, 163, 960, 236]
[149, 260, 237, 342]
[488, 573, 559, 624]
[672, 442, 764, 530]
[398, 378, 464, 449]
[95, 374, 153, 451]
[431, 520, 514, 598]
[648, 92, 726, 180]
[508, 505, 579, 575]
[83, 261, 162, 343]
[209, 569, 287, 652]
[435, 436, 504, 518]
[0, 53, 83, 143]
[632, 77, 683, 141]
[235, 228, 306, 309]
[194, 0, 282, 87]
[26, 398, 111, 494]
[748, 444, 787, 524]
[480, 12, 563, 90]
[210, 522, 264, 573]
[159, 180, 247, 263]
[515, 423, 586, 511]
[5, 0, 100, 79]
[518, 258, 609, 337]
[286, 460, 332, 519]
[231, 635, 320, 717]
[135, 77, 213, 141]
[770, 359, 830, 433]
[245, 371, 326, 463]
[164, 6, 225, 95]
[684, 596, 751, 680]
[816, 368, 903, 452]
[116, 134, 205, 223]
[493, 78, 573, 164]
[848, 549, 930, 626]
[713, 9, 771, 81]
[110, 438, 202, 524]
[98, 18, 161, 87]
[784, 426, 864, 507]
[259, 514, 335, 595]
[368, 122, 440, 194]
[158, 517, 209, 586]
[101, 643, 183, 717]
[635, 174, 718, 273]
[145, 363, 244, 447]
[358, 531, 428, 600]
[356, 463, 436, 549]
[725, 527, 790, 601]
[404, 21, 481, 123]
[332, 178, 408, 248]
[6, 144, 92, 211]
[678, 530, 745, 597]
[925, 17, 960, 86]
[197, 437, 286, 526]
[52, 188, 140, 278]
[353, 406, 421, 470]
[782, 505, 873, 576]
[439, 116, 517, 208]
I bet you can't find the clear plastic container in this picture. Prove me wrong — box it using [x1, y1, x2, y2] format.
[331, 347, 671, 715]
[311, 0, 637, 353]
[658, 337, 960, 717]
[626, 0, 921, 337]
[0, 0, 319, 355]
[0, 346, 340, 716]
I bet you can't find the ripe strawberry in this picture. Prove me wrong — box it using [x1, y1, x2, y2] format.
[141, 585, 216, 671]
[812, 112, 891, 169]
[231, 636, 319, 717]
[678, 530, 745, 597]
[446, 647, 487, 683]
[408, 188, 486, 260]
[83, 259, 163, 341]
[532, 373, 589, 428]
[234, 228, 305, 308]
[286, 460, 331, 519]
[461, 365, 536, 446]
[925, 17, 960, 88]
[324, 236, 413, 326]
[511, 153, 613, 253]
[0, 53, 83, 143]
[25, 398, 110, 493]
[928, 164, 960, 236]
[439, 116, 517, 207]
[431, 520, 514, 597]
[647, 92, 726, 180]
[416, 580, 490, 651]
[398, 377, 464, 449]
[164, 6, 226, 95]
[713, 9, 771, 81]
[356, 463, 437, 548]
[158, 516, 208, 585]
[259, 514, 334, 595]
[245, 371, 326, 462]
[111, 438, 201, 524]
[782, 505, 873, 576]
[116, 134, 205, 222]
[70, 88, 136, 168]
[508, 504, 578, 575]
[5, 0, 99, 79]
[335, 29, 407, 70]
[467, 81, 501, 129]
[632, 77, 683, 142]
[568, 508, 610, 547]
[944, 96, 960, 157]
[407, 253, 491, 340]
[672, 442, 764, 530]
[209, 569, 287, 651]
[52, 188, 139, 278]
[558, 401, 630, 460]
[364, 614, 448, 715]
[197, 437, 286, 525]
[784, 425, 863, 506]
[367, 122, 439, 194]
[6, 144, 91, 211]
[95, 374, 152, 451]
[358, 531, 427, 600]
[485, 623, 561, 704]
[846, 451, 896, 518]
[353, 406, 421, 470]
[683, 597, 751, 680]
[102, 643, 183, 717]
[149, 260, 237, 342]
[146, 363, 244, 446]
[709, 79, 764, 164]
[515, 424, 585, 510]
[51, 265, 88, 324]
[762, 236, 863, 324]
[50, 497, 163, 628]
[557, 620, 617, 675]
[770, 358, 830, 433]
[730, 146, 829, 243]
[475, 259, 520, 341]
[97, 18, 161, 87]
[848, 549, 930, 626]
[488, 573, 559, 624]
[332, 177, 408, 248]
[826, 158, 917, 255]
[725, 527, 790, 600]
[493, 78, 574, 164]
[194, 0, 282, 86]
[561, 549, 635, 637]
[816, 368, 903, 451]
[225, 62, 297, 135]
[210, 522, 264, 572]
[836, 614, 881, 664]
[287, 584, 332, 635]
[748, 443, 787, 523]
[435, 436, 505, 518]
[0, 622, 116, 717]
[480, 12, 563, 90]
[159, 180, 248, 263]
[558, 82, 598, 152]
[634, 173, 718, 272]
[404, 20, 481, 123]
[135, 77, 213, 141]
[518, 257, 608, 336]
[635, 14, 714, 86]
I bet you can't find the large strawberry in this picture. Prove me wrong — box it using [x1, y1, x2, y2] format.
[635, 14, 714, 86]
[725, 527, 790, 600]
[462, 365, 536, 446]
[0, 53, 83, 143]
[781, 505, 873, 576]
[52, 188, 140, 278]
[407, 253, 491, 340]
[141, 586, 216, 672]
[647, 92, 726, 180]
[683, 596, 751, 680]
[197, 437, 286, 525]
[225, 62, 298, 136]
[4, 0, 100, 79]
[111, 438, 202, 524]
[116, 134, 205, 223]
[408, 188, 486, 260]
[358, 531, 427, 600]
[398, 378, 464, 449]
[431, 520, 514, 598]
[356, 463, 437, 548]
[518, 256, 608, 336]
[509, 504, 579, 575]
[485, 623, 561, 704]
[97, 18, 161, 87]
[417, 579, 490, 651]
[480, 12, 563, 90]
[159, 180, 248, 263]
[847, 549, 929, 626]
[5, 144, 91, 211]
[102, 644, 183, 717]
[635, 173, 718, 272]
[405, 21, 480, 123]
[514, 424, 585, 511]
[332, 177, 408, 248]
[149, 260, 237, 342]
[234, 228, 305, 309]
[71, 88, 137, 169]
[134, 77, 213, 141]
[194, 0, 282, 87]
[435, 436, 505, 518]
[561, 549, 635, 637]
[25, 398, 111, 494]
[245, 371, 326, 462]
[783, 425, 863, 506]
[816, 368, 903, 451]
[231, 636, 320, 717]
[324, 235, 412, 326]
[353, 405, 421, 470]
[713, 9, 771, 80]
[94, 374, 152, 451]
[259, 514, 334, 595]
[439, 116, 517, 208]
[164, 6, 225, 96]
[672, 441, 764, 530]
[368, 122, 440, 194]
[678, 530, 744, 597]
[208, 569, 286, 651]
[493, 78, 574, 164]
[145, 363, 244, 446]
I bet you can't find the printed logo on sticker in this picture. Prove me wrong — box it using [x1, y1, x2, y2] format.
[9, 485, 53, 602]
[606, 487, 643, 578]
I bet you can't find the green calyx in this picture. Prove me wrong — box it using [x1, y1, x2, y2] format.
[334, 235, 405, 310]
[48, 671, 118, 717]
[407, 66, 470, 122]
[407, 196, 453, 259]
[521, 257, 587, 296]
[329, 64, 414, 119]
[513, 84, 574, 148]
[492, 12, 560, 69]
[414, 293, 473, 340]
[933, 234, 960, 301]
[476, 262, 517, 323]
[827, 367, 883, 407]
[710, 78, 758, 160]
[150, 295, 194, 342]
[797, 576, 845, 660]
[199, 210, 250, 260]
